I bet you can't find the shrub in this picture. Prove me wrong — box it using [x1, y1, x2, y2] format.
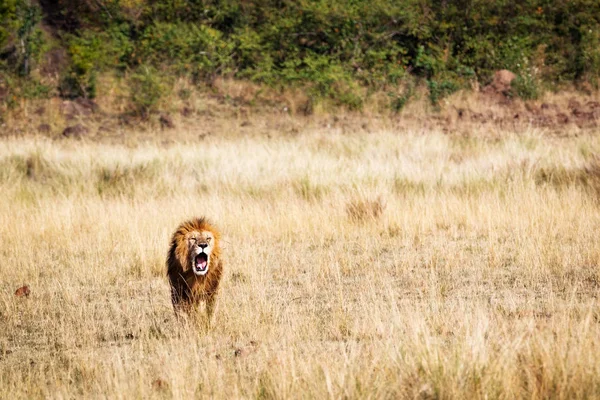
[427, 78, 460, 106]
[0, 1, 17, 50]
[508, 57, 542, 100]
[129, 65, 167, 117]
[60, 27, 132, 98]
[511, 74, 540, 100]
[0, 0, 46, 80]
[578, 27, 600, 87]
[3, 0, 600, 110]
[388, 77, 415, 113]
[136, 22, 234, 80]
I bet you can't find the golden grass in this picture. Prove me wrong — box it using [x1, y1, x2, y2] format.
[1, 126, 600, 399]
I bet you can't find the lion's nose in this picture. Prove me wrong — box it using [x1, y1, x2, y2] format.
[199, 243, 208, 249]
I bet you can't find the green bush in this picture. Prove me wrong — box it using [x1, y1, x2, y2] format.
[0, 0, 46, 77]
[0, 1, 17, 50]
[129, 66, 168, 117]
[427, 78, 460, 106]
[60, 27, 132, 98]
[511, 74, 541, 100]
[136, 22, 234, 80]
[578, 27, 600, 87]
[231, 27, 274, 82]
[506, 56, 542, 100]
[389, 77, 415, 113]
[2, 0, 600, 110]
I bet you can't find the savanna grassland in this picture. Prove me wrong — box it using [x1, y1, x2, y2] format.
[1, 122, 600, 399]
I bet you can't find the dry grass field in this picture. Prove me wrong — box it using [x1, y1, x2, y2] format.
[1, 123, 600, 399]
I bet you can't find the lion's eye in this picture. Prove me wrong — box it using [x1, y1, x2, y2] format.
[189, 237, 197, 242]
[207, 237, 212, 243]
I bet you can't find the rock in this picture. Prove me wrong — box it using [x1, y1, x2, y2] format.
[492, 70, 516, 93]
[14, 285, 30, 297]
[482, 69, 516, 98]
[62, 124, 89, 139]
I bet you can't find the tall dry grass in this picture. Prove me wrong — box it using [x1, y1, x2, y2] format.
[1, 127, 600, 399]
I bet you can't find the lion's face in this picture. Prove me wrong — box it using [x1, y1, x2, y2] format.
[187, 230, 216, 276]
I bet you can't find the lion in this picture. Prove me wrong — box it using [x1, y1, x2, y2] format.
[167, 217, 223, 319]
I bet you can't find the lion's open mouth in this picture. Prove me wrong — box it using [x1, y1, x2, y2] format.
[194, 253, 209, 274]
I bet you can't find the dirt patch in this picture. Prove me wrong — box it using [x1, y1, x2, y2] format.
[443, 93, 599, 134]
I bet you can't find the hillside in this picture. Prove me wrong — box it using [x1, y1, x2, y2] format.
[1, 0, 600, 126]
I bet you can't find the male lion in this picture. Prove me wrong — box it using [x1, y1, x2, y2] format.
[167, 217, 223, 319]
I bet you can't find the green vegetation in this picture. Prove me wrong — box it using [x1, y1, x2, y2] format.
[129, 65, 169, 116]
[1, 0, 600, 112]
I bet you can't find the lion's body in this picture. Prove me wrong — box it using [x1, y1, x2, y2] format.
[167, 217, 223, 318]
